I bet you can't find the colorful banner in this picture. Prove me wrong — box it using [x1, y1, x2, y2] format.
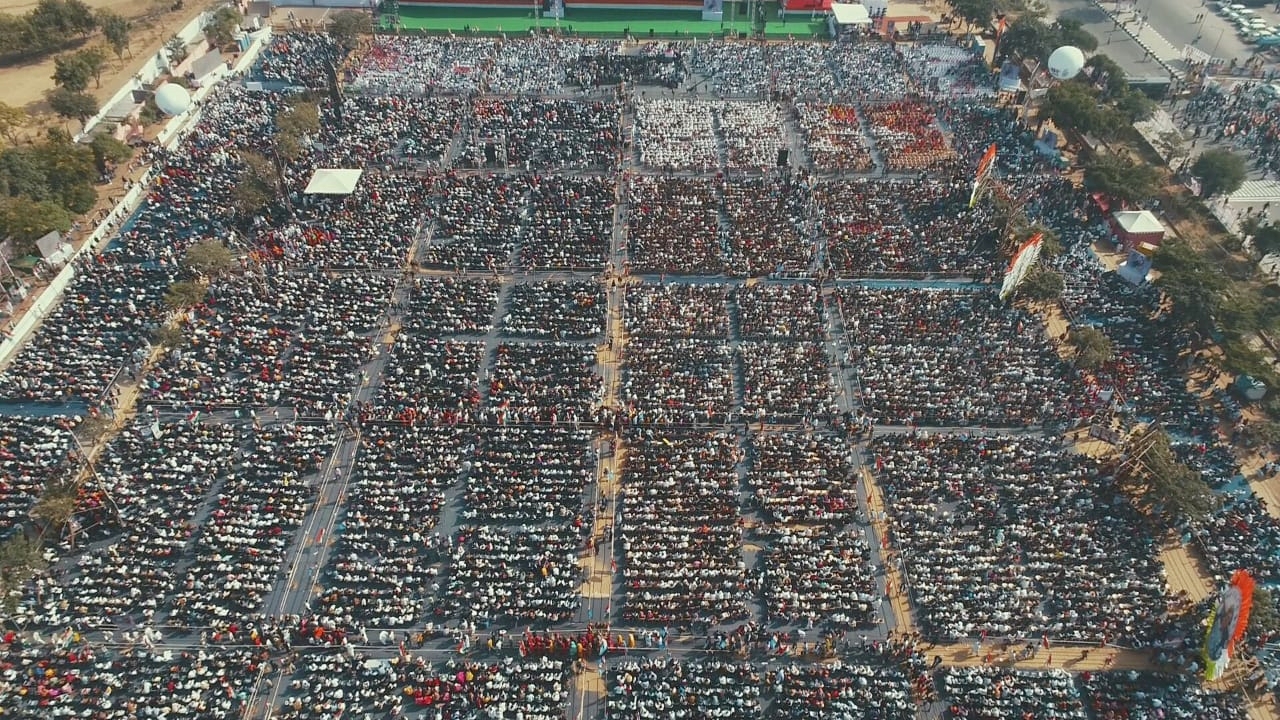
[999, 233, 1043, 301]
[969, 144, 998, 208]
[1205, 570, 1256, 681]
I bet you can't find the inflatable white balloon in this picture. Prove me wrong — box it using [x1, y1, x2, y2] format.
[1047, 46, 1086, 81]
[154, 83, 192, 116]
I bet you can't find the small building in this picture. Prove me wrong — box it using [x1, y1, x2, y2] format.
[1110, 210, 1166, 252]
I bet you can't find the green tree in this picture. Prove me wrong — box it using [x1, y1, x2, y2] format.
[29, 0, 96, 40]
[153, 324, 186, 349]
[1052, 18, 1097, 52]
[182, 239, 235, 277]
[1192, 148, 1248, 198]
[1155, 239, 1228, 334]
[203, 6, 242, 48]
[952, 0, 996, 29]
[0, 15, 34, 58]
[88, 131, 132, 174]
[163, 280, 207, 310]
[1250, 586, 1280, 639]
[0, 534, 46, 612]
[165, 34, 188, 67]
[51, 53, 91, 92]
[75, 45, 108, 88]
[1253, 224, 1280, 256]
[1069, 325, 1113, 369]
[1083, 153, 1158, 207]
[1000, 15, 1055, 61]
[1121, 429, 1216, 525]
[1039, 80, 1100, 135]
[276, 100, 320, 139]
[1114, 89, 1157, 123]
[1085, 54, 1129, 97]
[328, 9, 371, 51]
[1017, 265, 1063, 301]
[97, 9, 130, 59]
[46, 87, 96, 127]
[0, 196, 73, 250]
[37, 132, 96, 211]
[0, 102, 26, 145]
[30, 482, 77, 535]
[233, 149, 289, 215]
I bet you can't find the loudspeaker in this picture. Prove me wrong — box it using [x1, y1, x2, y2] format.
[777, 148, 789, 167]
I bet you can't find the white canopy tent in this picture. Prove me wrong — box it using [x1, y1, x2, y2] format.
[304, 168, 363, 195]
[1113, 210, 1164, 236]
[830, 2, 871, 25]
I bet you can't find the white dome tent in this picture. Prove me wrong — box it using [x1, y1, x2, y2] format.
[153, 83, 192, 116]
[1047, 46, 1086, 80]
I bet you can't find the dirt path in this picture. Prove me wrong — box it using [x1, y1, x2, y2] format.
[0, 0, 215, 117]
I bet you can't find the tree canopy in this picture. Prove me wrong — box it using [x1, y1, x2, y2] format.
[1253, 224, 1280, 257]
[165, 35, 189, 67]
[1155, 238, 1229, 334]
[52, 52, 91, 92]
[329, 10, 371, 50]
[0, 102, 26, 145]
[0, 196, 73, 250]
[1123, 429, 1216, 525]
[0, 0, 97, 62]
[1083, 153, 1159, 207]
[1017, 265, 1064, 302]
[88, 131, 131, 174]
[97, 9, 129, 59]
[163, 280, 208, 310]
[0, 534, 46, 612]
[1069, 325, 1114, 369]
[1001, 16, 1097, 62]
[46, 87, 97, 126]
[182, 239, 236, 277]
[1192, 148, 1248, 198]
[1053, 18, 1097, 52]
[203, 7, 242, 48]
[952, 0, 996, 29]
[1040, 81, 1104, 135]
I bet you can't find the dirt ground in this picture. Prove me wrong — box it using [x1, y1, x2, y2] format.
[0, 0, 214, 121]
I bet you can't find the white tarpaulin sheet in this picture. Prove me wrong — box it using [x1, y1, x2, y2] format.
[304, 168, 363, 195]
[831, 2, 871, 24]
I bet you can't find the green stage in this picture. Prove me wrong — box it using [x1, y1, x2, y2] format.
[394, 5, 828, 38]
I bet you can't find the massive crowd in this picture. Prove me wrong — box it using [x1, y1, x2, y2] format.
[0, 29, 1271, 720]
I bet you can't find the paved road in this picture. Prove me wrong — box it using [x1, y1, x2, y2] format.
[1040, 0, 1183, 77]
[1044, 0, 1265, 73]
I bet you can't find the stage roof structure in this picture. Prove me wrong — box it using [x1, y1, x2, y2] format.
[831, 2, 871, 24]
[304, 168, 363, 195]
[1113, 210, 1163, 235]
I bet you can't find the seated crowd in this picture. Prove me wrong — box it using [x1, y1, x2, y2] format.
[419, 174, 532, 271]
[464, 98, 620, 170]
[316, 424, 467, 628]
[0, 417, 77, 540]
[623, 283, 730, 338]
[816, 177, 998, 276]
[1, 29, 1274, 720]
[841, 286, 1073, 426]
[620, 430, 747, 626]
[723, 175, 815, 277]
[635, 99, 718, 170]
[625, 175, 723, 274]
[870, 433, 1169, 644]
[519, 175, 615, 270]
